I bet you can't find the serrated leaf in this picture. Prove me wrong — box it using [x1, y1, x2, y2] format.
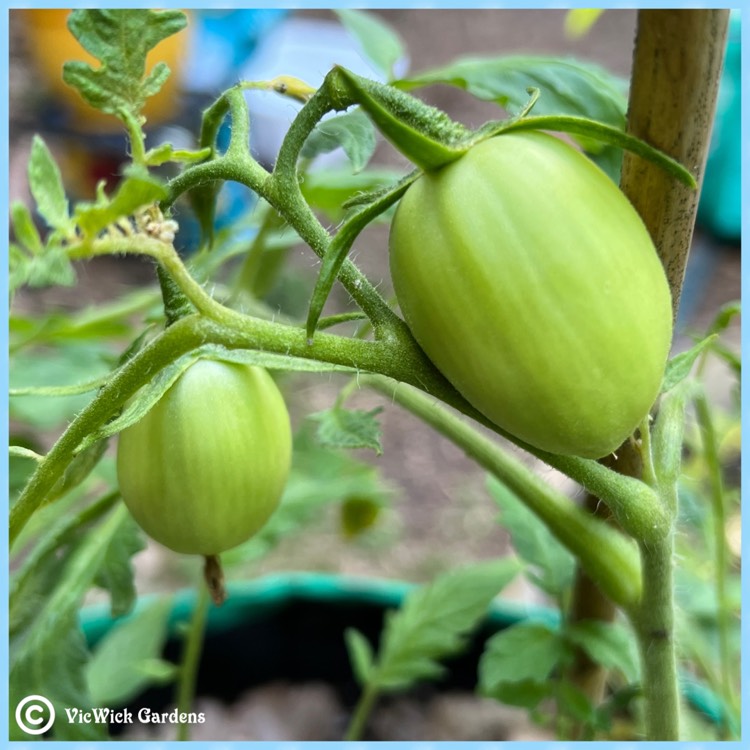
[345, 628, 374, 685]
[10, 504, 135, 740]
[397, 55, 626, 128]
[74, 167, 167, 238]
[87, 598, 174, 706]
[92, 512, 144, 617]
[336, 9, 405, 81]
[565, 620, 639, 682]
[28, 135, 71, 232]
[662, 336, 717, 392]
[370, 560, 519, 692]
[310, 406, 384, 455]
[396, 55, 627, 178]
[62, 9, 187, 123]
[479, 621, 565, 693]
[301, 108, 377, 173]
[11, 201, 43, 254]
[487, 476, 575, 596]
[25, 245, 77, 289]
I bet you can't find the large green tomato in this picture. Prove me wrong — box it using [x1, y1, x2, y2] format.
[117, 359, 292, 555]
[389, 131, 673, 458]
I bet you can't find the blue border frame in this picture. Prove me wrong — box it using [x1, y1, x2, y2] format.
[2, 2, 746, 748]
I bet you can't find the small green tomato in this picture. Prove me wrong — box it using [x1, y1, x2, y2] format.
[117, 359, 292, 555]
[389, 131, 673, 458]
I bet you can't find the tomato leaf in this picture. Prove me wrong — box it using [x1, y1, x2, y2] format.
[301, 108, 377, 173]
[487, 476, 575, 597]
[397, 55, 626, 129]
[86, 598, 174, 706]
[565, 619, 639, 682]
[479, 621, 567, 696]
[345, 628, 375, 685]
[366, 560, 518, 692]
[10, 202, 43, 254]
[28, 135, 72, 234]
[62, 9, 187, 124]
[336, 9, 405, 81]
[309, 406, 384, 455]
[10, 504, 137, 740]
[661, 335, 717, 393]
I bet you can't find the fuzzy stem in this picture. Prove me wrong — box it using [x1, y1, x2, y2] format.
[633, 536, 680, 740]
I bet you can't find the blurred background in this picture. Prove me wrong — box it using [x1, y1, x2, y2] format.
[8, 9, 741, 741]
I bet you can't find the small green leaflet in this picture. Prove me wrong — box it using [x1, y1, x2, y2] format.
[309, 406, 384, 455]
[62, 9, 187, 124]
[479, 620, 567, 707]
[336, 9, 405, 81]
[301, 109, 377, 173]
[661, 335, 717, 393]
[87, 598, 176, 706]
[346, 559, 518, 692]
[487, 476, 575, 597]
[28, 135, 73, 235]
[10, 504, 140, 740]
[565, 619, 639, 682]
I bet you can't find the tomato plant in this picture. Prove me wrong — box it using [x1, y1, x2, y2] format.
[117, 359, 292, 556]
[8, 8, 738, 744]
[390, 131, 673, 458]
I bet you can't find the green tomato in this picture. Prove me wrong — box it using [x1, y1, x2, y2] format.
[117, 359, 292, 555]
[389, 131, 673, 459]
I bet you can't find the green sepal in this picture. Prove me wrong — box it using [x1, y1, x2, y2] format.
[329, 66, 471, 172]
[306, 170, 419, 339]
[483, 114, 697, 188]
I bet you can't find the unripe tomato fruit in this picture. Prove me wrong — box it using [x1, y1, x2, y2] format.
[117, 359, 292, 555]
[390, 131, 672, 458]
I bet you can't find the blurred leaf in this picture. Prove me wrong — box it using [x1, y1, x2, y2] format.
[484, 677, 553, 709]
[10, 343, 112, 429]
[479, 621, 566, 697]
[662, 336, 716, 392]
[301, 108, 377, 172]
[63, 9, 187, 123]
[336, 9, 405, 81]
[487, 476, 575, 597]
[345, 628, 375, 685]
[310, 406, 384, 455]
[28, 135, 72, 233]
[396, 55, 627, 178]
[368, 560, 519, 691]
[11, 201, 43, 254]
[706, 300, 740, 337]
[10, 504, 136, 740]
[87, 598, 174, 706]
[566, 619, 639, 682]
[301, 167, 404, 221]
[557, 681, 596, 723]
[397, 55, 626, 127]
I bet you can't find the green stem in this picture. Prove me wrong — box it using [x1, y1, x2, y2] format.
[361, 374, 641, 612]
[632, 536, 680, 740]
[344, 683, 379, 741]
[639, 414, 656, 487]
[693, 387, 733, 734]
[175, 580, 211, 741]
